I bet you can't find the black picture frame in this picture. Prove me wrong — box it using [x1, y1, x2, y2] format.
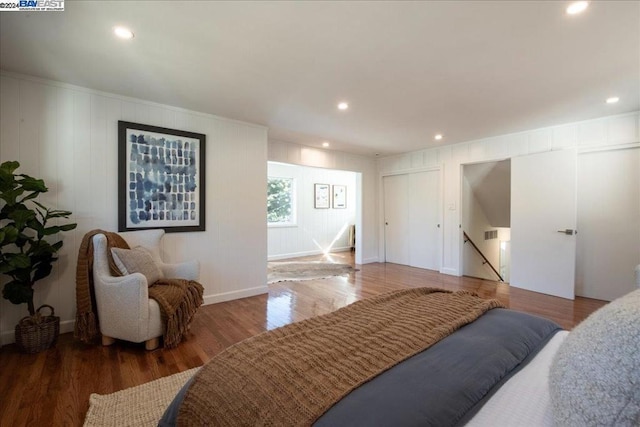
[118, 121, 206, 233]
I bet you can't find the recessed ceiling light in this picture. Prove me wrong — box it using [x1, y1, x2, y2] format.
[337, 102, 349, 110]
[322, 141, 330, 148]
[114, 26, 134, 40]
[566, 1, 588, 15]
[434, 134, 443, 141]
[606, 96, 619, 104]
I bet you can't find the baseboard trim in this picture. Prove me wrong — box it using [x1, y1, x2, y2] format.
[2, 329, 16, 345]
[1, 287, 269, 345]
[440, 267, 459, 276]
[1, 319, 75, 346]
[361, 256, 379, 264]
[203, 286, 268, 305]
[1, 288, 270, 346]
[268, 247, 351, 261]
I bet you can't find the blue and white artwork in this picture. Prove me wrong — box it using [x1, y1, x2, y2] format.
[125, 129, 201, 229]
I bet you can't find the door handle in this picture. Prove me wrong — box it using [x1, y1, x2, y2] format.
[557, 229, 577, 235]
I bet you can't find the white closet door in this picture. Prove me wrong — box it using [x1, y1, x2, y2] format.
[408, 171, 441, 270]
[511, 148, 577, 300]
[383, 174, 410, 265]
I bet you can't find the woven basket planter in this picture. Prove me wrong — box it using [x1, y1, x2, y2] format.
[15, 304, 60, 354]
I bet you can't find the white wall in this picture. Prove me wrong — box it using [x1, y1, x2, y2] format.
[268, 162, 356, 260]
[378, 111, 640, 299]
[0, 72, 268, 344]
[462, 176, 501, 281]
[268, 140, 378, 264]
[498, 227, 511, 283]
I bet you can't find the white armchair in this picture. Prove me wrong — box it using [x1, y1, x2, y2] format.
[92, 229, 200, 350]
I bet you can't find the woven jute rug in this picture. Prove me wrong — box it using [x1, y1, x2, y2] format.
[83, 368, 198, 427]
[268, 261, 356, 284]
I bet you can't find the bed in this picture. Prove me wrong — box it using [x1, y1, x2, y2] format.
[159, 284, 640, 426]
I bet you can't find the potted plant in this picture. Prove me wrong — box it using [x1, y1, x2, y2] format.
[0, 161, 77, 353]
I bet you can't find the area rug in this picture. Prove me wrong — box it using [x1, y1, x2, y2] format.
[267, 261, 357, 284]
[83, 368, 199, 427]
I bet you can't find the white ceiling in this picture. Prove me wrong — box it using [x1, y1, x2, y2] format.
[1, 1, 638, 156]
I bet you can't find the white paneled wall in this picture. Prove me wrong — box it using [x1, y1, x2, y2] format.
[268, 140, 378, 264]
[378, 111, 640, 299]
[0, 73, 268, 343]
[268, 163, 356, 260]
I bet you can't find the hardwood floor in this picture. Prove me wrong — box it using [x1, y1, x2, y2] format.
[0, 254, 607, 426]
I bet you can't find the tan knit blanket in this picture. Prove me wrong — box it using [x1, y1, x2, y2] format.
[75, 229, 203, 348]
[75, 229, 128, 342]
[177, 288, 504, 426]
[150, 278, 203, 348]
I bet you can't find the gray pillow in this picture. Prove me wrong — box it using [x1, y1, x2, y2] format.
[111, 247, 164, 286]
[549, 289, 640, 426]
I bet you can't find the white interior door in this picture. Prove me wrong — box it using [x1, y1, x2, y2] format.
[511, 148, 577, 299]
[409, 171, 441, 270]
[383, 174, 409, 265]
[576, 148, 640, 301]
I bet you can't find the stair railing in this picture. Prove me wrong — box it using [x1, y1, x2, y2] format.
[463, 231, 504, 282]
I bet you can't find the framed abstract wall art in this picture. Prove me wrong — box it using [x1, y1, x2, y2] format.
[332, 185, 346, 209]
[118, 121, 206, 232]
[314, 183, 330, 209]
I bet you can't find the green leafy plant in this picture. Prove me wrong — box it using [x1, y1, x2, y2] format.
[0, 161, 77, 316]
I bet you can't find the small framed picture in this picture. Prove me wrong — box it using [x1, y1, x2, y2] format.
[333, 185, 346, 209]
[314, 183, 330, 209]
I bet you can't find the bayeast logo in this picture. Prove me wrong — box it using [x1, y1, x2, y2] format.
[20, 0, 63, 8]
[0, 0, 65, 11]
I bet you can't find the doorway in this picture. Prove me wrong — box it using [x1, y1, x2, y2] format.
[461, 149, 579, 299]
[461, 160, 511, 283]
[267, 162, 362, 263]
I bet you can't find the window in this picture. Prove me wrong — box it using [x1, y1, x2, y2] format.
[267, 177, 295, 225]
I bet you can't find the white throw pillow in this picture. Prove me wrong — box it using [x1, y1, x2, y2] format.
[110, 247, 164, 286]
[549, 289, 640, 426]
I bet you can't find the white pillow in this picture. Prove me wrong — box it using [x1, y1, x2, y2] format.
[110, 246, 164, 286]
[549, 289, 640, 426]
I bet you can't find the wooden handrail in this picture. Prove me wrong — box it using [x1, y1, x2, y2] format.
[463, 231, 504, 282]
